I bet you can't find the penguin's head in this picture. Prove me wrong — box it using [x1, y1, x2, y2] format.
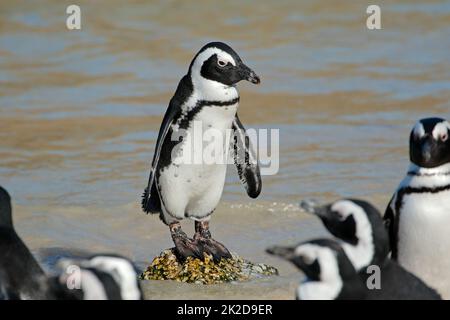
[0, 186, 13, 228]
[267, 239, 359, 300]
[53, 254, 143, 300]
[305, 199, 380, 245]
[410, 117, 450, 168]
[189, 42, 260, 88]
[301, 199, 390, 268]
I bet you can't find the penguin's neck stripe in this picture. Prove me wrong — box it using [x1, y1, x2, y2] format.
[392, 182, 450, 260]
[407, 171, 450, 177]
[394, 184, 450, 227]
[197, 97, 239, 107]
[400, 184, 450, 195]
[176, 97, 240, 131]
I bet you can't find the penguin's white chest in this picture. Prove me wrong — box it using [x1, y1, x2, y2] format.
[398, 190, 450, 298]
[158, 104, 238, 220]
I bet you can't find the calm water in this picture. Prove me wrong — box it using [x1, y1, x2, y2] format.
[1, 0, 449, 298]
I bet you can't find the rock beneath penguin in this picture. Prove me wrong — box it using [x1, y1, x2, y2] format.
[140, 249, 278, 285]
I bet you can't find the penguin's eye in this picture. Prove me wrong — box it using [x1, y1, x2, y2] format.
[217, 59, 227, 68]
[332, 210, 345, 221]
[441, 133, 448, 142]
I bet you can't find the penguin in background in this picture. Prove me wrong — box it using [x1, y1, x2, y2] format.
[0, 186, 51, 300]
[48, 254, 143, 300]
[302, 198, 441, 299]
[384, 117, 450, 298]
[302, 199, 388, 271]
[267, 239, 367, 300]
[141, 42, 262, 262]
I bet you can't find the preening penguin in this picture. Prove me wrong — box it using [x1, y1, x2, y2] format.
[48, 254, 143, 300]
[141, 42, 262, 262]
[384, 117, 450, 298]
[0, 186, 51, 300]
[267, 239, 367, 300]
[303, 199, 441, 299]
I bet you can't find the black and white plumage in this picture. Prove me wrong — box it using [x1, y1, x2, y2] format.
[141, 42, 261, 261]
[303, 198, 441, 299]
[48, 254, 143, 300]
[267, 239, 367, 300]
[384, 117, 450, 298]
[0, 186, 51, 300]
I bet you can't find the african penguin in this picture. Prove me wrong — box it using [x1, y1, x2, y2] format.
[48, 254, 143, 300]
[0, 186, 52, 300]
[302, 198, 441, 299]
[384, 117, 450, 299]
[141, 42, 262, 262]
[267, 239, 367, 300]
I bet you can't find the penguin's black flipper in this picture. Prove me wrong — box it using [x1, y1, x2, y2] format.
[142, 101, 177, 214]
[383, 195, 397, 259]
[142, 75, 192, 213]
[142, 177, 161, 214]
[232, 114, 262, 198]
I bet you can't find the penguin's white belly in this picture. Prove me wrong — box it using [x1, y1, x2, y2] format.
[398, 191, 450, 298]
[158, 104, 238, 221]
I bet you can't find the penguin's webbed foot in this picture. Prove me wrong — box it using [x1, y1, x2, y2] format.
[172, 237, 204, 262]
[198, 238, 232, 262]
[194, 220, 232, 262]
[170, 223, 203, 262]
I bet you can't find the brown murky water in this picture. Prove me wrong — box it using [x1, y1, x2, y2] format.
[1, 0, 449, 299]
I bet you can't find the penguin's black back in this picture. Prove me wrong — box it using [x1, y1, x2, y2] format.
[361, 259, 441, 300]
[335, 276, 368, 300]
[0, 226, 50, 299]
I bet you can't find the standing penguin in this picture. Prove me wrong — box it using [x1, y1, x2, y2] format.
[384, 117, 450, 298]
[141, 42, 262, 261]
[267, 239, 368, 300]
[0, 186, 51, 300]
[302, 198, 441, 299]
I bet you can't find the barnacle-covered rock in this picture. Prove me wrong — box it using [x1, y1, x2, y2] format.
[140, 249, 278, 285]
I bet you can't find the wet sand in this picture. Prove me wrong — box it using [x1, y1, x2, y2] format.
[1, 1, 450, 299]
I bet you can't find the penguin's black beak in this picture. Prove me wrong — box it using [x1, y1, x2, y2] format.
[266, 246, 295, 260]
[267, 246, 313, 274]
[239, 63, 260, 84]
[421, 137, 433, 162]
[300, 199, 328, 219]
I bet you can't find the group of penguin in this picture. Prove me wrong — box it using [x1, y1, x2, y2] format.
[268, 116, 450, 300]
[1, 41, 449, 300]
[138, 41, 450, 300]
[0, 187, 143, 300]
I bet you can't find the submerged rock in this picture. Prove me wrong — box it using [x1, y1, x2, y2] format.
[140, 249, 278, 285]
